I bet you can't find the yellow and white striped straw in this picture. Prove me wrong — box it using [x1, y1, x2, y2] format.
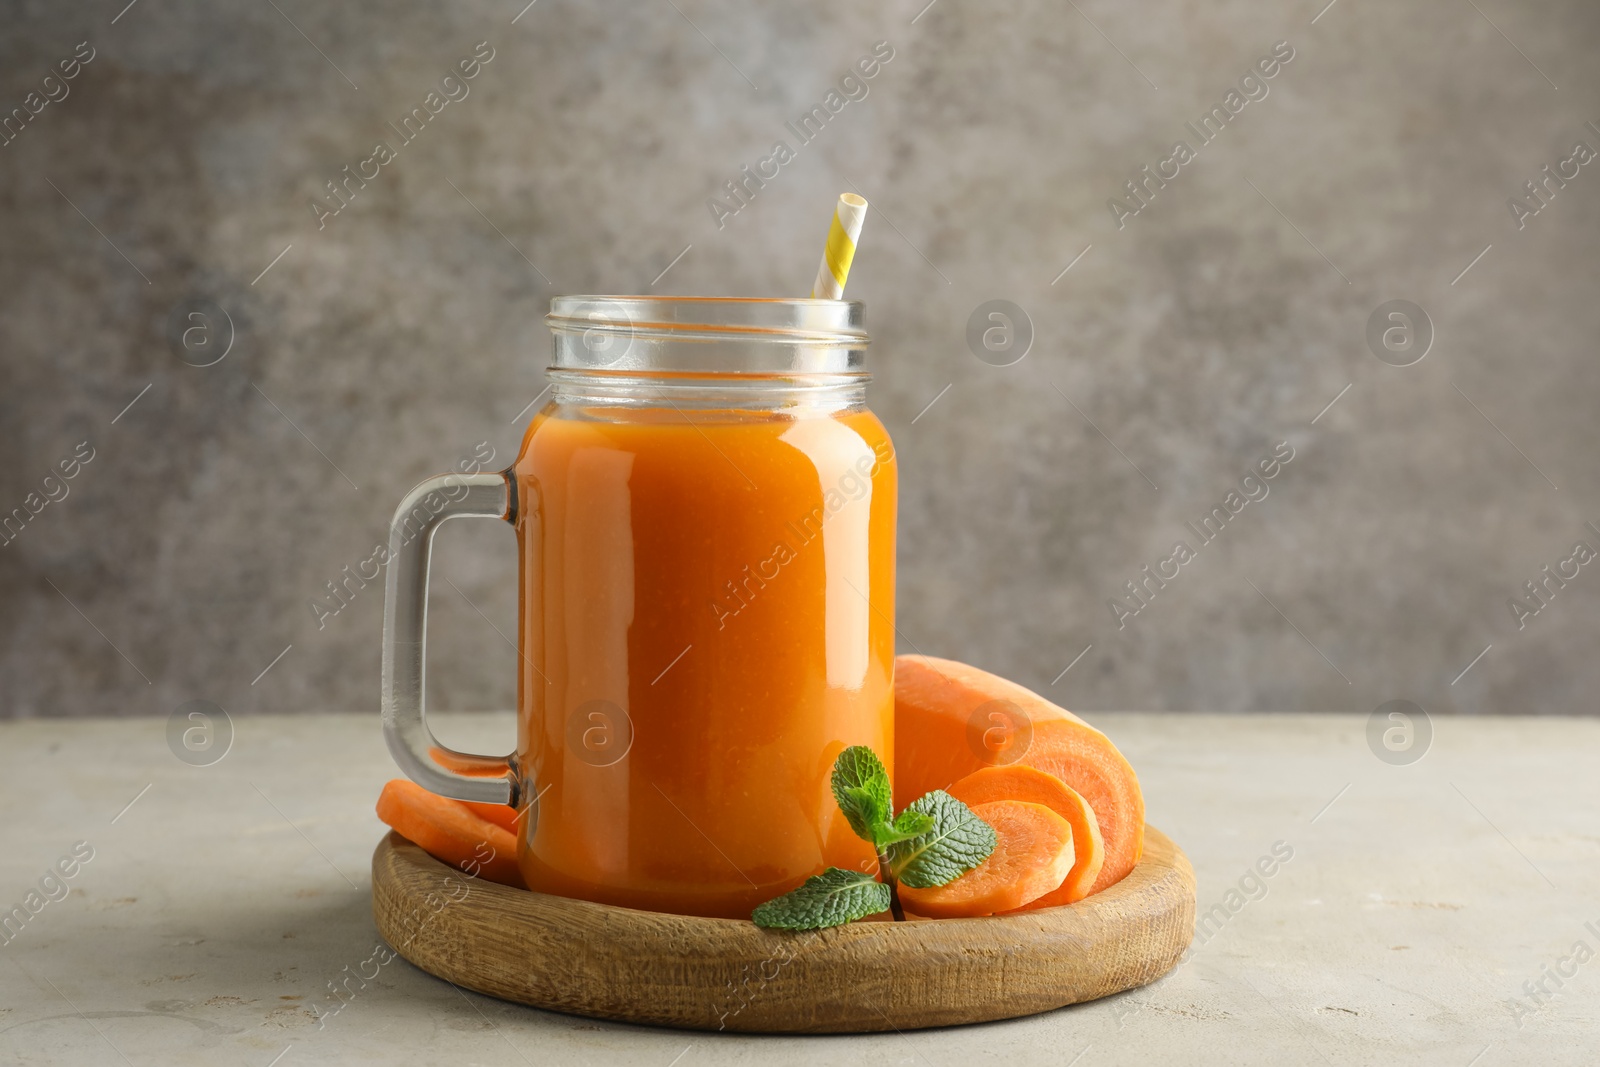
[810, 193, 869, 299]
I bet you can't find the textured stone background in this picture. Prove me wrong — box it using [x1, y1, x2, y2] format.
[2, 0, 1597, 719]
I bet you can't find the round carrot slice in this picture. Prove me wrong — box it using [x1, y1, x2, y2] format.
[947, 765, 1104, 907]
[376, 779, 524, 888]
[897, 800, 1075, 919]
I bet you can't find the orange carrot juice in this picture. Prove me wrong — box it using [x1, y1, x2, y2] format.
[511, 401, 896, 918]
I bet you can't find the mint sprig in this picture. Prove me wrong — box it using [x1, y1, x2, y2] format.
[753, 746, 996, 930]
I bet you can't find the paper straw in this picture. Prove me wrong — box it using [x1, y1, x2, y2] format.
[810, 193, 869, 299]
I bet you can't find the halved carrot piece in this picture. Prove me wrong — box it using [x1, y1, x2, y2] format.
[898, 800, 1074, 918]
[376, 779, 524, 888]
[947, 765, 1104, 907]
[894, 654, 1144, 896]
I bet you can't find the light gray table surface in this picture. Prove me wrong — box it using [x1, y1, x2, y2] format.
[1, 711, 1595, 1066]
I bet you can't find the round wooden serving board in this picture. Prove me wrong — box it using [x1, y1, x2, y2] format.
[372, 826, 1195, 1033]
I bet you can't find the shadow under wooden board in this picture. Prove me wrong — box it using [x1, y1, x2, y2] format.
[372, 826, 1196, 1034]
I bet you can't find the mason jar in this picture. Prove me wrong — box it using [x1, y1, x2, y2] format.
[382, 296, 897, 919]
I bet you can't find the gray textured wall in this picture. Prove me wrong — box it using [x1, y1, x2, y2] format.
[3, 0, 1598, 719]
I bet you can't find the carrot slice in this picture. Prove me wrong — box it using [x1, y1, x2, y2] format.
[946, 765, 1104, 907]
[894, 654, 1144, 896]
[459, 800, 522, 836]
[376, 779, 524, 888]
[898, 800, 1074, 918]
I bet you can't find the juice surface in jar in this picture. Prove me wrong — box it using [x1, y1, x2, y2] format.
[512, 401, 897, 918]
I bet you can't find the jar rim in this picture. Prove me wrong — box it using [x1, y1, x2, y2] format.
[546, 296, 868, 345]
[545, 296, 869, 375]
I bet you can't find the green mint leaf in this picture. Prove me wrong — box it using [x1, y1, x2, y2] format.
[841, 785, 890, 841]
[831, 746, 893, 845]
[751, 867, 892, 930]
[875, 808, 935, 847]
[885, 790, 997, 889]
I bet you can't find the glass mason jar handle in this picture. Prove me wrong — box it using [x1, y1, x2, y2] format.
[381, 470, 520, 806]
